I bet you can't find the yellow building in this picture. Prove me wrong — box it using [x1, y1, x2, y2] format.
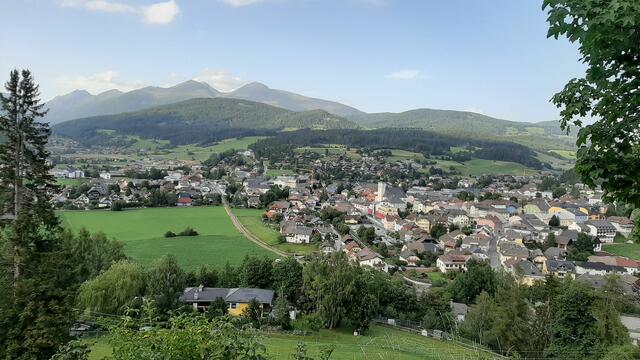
[179, 287, 274, 316]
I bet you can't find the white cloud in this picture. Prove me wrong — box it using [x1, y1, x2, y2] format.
[85, 0, 135, 13]
[464, 107, 485, 115]
[56, 71, 145, 94]
[142, 1, 180, 24]
[58, 0, 179, 25]
[385, 69, 428, 80]
[193, 69, 248, 92]
[221, 0, 264, 6]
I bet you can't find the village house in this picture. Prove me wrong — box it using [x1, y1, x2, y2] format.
[281, 222, 313, 244]
[178, 286, 274, 316]
[436, 251, 472, 273]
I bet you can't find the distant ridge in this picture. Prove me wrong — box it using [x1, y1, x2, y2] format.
[52, 97, 359, 146]
[45, 80, 362, 124]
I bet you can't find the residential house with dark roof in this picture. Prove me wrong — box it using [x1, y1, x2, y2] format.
[179, 286, 275, 316]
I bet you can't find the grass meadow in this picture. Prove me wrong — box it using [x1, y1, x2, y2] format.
[85, 325, 497, 360]
[602, 243, 640, 260]
[59, 206, 274, 270]
[231, 208, 317, 255]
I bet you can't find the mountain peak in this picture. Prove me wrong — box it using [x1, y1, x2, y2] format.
[238, 81, 269, 91]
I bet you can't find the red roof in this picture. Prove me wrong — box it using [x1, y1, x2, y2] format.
[177, 197, 192, 204]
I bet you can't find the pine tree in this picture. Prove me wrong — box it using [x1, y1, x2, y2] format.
[0, 69, 52, 221]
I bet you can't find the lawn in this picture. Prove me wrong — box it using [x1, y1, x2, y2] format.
[425, 272, 445, 282]
[58, 206, 274, 270]
[85, 325, 497, 360]
[602, 243, 640, 260]
[232, 208, 318, 255]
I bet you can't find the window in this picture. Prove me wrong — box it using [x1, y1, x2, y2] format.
[229, 303, 237, 309]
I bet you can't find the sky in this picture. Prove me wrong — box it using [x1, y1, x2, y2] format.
[0, 0, 585, 122]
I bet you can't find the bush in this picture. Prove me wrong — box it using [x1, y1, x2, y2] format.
[178, 227, 199, 236]
[292, 313, 323, 332]
[164, 231, 177, 238]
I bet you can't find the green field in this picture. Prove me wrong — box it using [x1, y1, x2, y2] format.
[431, 158, 537, 176]
[54, 178, 88, 186]
[156, 137, 266, 161]
[86, 325, 497, 360]
[295, 145, 361, 159]
[602, 243, 640, 260]
[59, 207, 274, 270]
[232, 208, 317, 255]
[549, 149, 576, 159]
[267, 168, 296, 177]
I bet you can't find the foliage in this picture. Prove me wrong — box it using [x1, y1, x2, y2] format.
[544, 0, 640, 206]
[0, 69, 53, 221]
[272, 291, 292, 330]
[430, 224, 448, 239]
[240, 256, 273, 289]
[109, 313, 268, 360]
[548, 214, 560, 227]
[178, 227, 199, 236]
[63, 228, 126, 283]
[146, 255, 186, 315]
[272, 257, 303, 304]
[545, 281, 605, 359]
[50, 340, 89, 360]
[78, 260, 146, 314]
[449, 260, 497, 304]
[205, 297, 228, 318]
[252, 128, 544, 169]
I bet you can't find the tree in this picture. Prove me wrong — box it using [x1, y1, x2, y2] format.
[271, 257, 303, 304]
[544, 0, 640, 206]
[545, 233, 557, 250]
[205, 297, 228, 318]
[63, 229, 126, 283]
[450, 260, 496, 304]
[78, 260, 146, 314]
[548, 214, 560, 227]
[271, 291, 291, 330]
[545, 282, 604, 360]
[146, 255, 186, 315]
[240, 256, 273, 289]
[430, 223, 447, 239]
[460, 291, 497, 346]
[0, 69, 52, 221]
[196, 265, 218, 287]
[0, 220, 78, 359]
[419, 289, 454, 332]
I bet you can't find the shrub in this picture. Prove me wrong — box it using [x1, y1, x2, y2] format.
[164, 231, 177, 238]
[178, 227, 198, 236]
[292, 313, 323, 332]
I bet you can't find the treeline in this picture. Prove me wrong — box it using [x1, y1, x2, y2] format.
[250, 129, 544, 169]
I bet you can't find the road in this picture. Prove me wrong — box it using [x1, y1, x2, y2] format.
[212, 182, 288, 258]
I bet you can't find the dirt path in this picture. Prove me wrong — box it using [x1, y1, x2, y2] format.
[222, 197, 288, 257]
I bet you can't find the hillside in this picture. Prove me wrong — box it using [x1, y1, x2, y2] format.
[45, 80, 220, 124]
[222, 82, 364, 118]
[353, 109, 575, 150]
[44, 80, 362, 124]
[52, 98, 359, 146]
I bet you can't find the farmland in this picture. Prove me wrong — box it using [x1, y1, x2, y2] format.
[602, 243, 640, 260]
[85, 325, 497, 360]
[59, 206, 274, 270]
[232, 208, 317, 255]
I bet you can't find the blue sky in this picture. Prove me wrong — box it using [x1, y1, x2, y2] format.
[0, 0, 584, 122]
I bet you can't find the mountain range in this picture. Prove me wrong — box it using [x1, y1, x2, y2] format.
[53, 98, 358, 146]
[46, 80, 575, 150]
[45, 80, 362, 124]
